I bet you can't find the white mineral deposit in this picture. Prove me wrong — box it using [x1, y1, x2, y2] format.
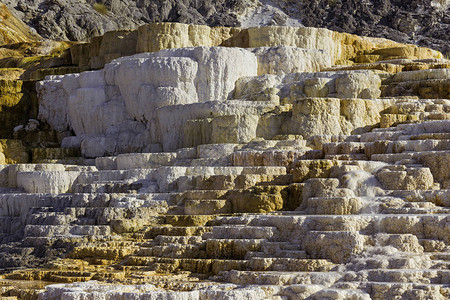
[0, 21, 449, 300]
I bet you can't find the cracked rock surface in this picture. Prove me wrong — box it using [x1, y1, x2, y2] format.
[0, 23, 449, 300]
[3, 0, 450, 55]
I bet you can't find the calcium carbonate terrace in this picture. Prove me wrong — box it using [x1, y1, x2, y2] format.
[0, 23, 449, 299]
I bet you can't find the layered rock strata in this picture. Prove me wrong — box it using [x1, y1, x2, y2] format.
[70, 22, 443, 70]
[4, 0, 450, 56]
[1, 23, 443, 167]
[0, 24, 449, 299]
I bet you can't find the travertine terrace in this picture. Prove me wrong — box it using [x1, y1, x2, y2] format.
[0, 22, 449, 299]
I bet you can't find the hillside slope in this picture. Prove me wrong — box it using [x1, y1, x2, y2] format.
[3, 0, 449, 55]
[0, 3, 40, 45]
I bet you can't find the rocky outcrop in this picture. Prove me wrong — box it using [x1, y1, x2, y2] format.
[70, 23, 443, 70]
[0, 3, 40, 46]
[3, 0, 247, 41]
[0, 23, 449, 300]
[37, 31, 445, 158]
[270, 0, 450, 56]
[4, 1, 450, 56]
[8, 22, 443, 168]
[36, 49, 379, 156]
[0, 79, 38, 138]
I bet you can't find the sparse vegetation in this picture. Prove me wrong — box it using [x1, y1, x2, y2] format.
[93, 3, 108, 15]
[49, 41, 73, 57]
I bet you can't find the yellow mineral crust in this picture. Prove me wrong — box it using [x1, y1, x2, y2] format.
[0, 139, 28, 164]
[0, 20, 449, 300]
[73, 22, 443, 70]
[0, 4, 41, 46]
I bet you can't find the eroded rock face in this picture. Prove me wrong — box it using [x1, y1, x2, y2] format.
[38, 47, 260, 156]
[4, 0, 450, 56]
[0, 80, 39, 138]
[0, 3, 40, 45]
[269, 0, 450, 56]
[38, 36, 446, 158]
[1, 23, 450, 300]
[70, 23, 442, 71]
[3, 0, 252, 42]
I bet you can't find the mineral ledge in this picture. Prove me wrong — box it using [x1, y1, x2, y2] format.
[0, 23, 449, 300]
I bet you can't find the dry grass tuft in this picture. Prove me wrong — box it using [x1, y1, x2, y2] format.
[93, 3, 108, 15]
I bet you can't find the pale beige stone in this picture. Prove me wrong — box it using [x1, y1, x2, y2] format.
[16, 171, 81, 194]
[307, 197, 362, 215]
[305, 231, 366, 263]
[377, 166, 435, 190]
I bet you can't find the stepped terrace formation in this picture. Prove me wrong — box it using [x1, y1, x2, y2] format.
[0, 22, 449, 299]
[4, 1, 450, 56]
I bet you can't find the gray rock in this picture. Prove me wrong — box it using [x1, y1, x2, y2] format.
[3, 0, 450, 56]
[269, 0, 450, 56]
[3, 0, 246, 41]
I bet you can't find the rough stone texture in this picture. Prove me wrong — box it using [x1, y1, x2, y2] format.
[0, 3, 40, 45]
[39, 38, 444, 158]
[17, 170, 81, 193]
[227, 186, 286, 213]
[3, 0, 450, 57]
[59, 23, 444, 71]
[1, 24, 450, 300]
[252, 46, 332, 75]
[0, 139, 29, 164]
[38, 47, 260, 156]
[269, 0, 450, 56]
[0, 80, 39, 138]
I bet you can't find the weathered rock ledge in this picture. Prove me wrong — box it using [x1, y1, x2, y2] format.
[0, 22, 449, 300]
